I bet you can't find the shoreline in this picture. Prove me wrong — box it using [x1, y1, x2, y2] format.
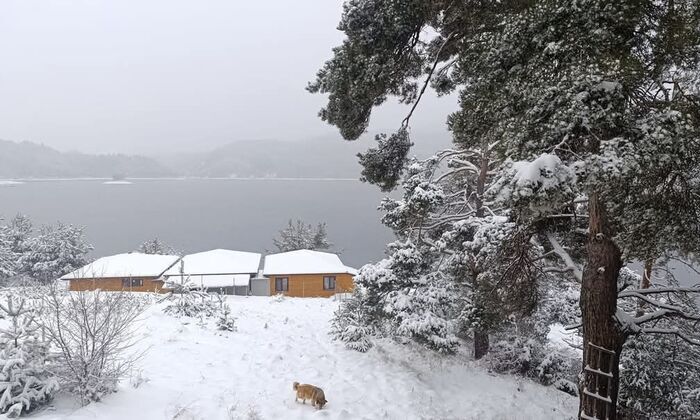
[0, 176, 360, 183]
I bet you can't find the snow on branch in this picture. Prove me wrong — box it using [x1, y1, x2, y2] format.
[545, 232, 582, 282]
[616, 284, 700, 346]
[618, 285, 700, 297]
[636, 328, 700, 346]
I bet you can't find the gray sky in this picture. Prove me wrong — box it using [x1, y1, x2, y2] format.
[0, 0, 456, 155]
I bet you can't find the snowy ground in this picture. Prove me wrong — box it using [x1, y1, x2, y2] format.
[33, 296, 576, 420]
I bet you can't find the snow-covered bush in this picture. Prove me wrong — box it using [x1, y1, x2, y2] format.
[216, 303, 237, 332]
[39, 288, 146, 405]
[0, 294, 58, 417]
[330, 287, 376, 352]
[488, 332, 575, 390]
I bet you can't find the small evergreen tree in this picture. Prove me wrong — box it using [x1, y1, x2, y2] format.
[137, 238, 177, 255]
[216, 303, 237, 332]
[5, 215, 32, 257]
[162, 261, 216, 318]
[272, 219, 332, 252]
[0, 233, 16, 281]
[331, 287, 377, 352]
[0, 294, 58, 417]
[0, 215, 33, 282]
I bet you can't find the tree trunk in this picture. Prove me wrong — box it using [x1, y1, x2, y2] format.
[579, 193, 624, 419]
[473, 146, 491, 360]
[474, 329, 489, 360]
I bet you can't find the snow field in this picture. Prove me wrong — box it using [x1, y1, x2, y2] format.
[39, 296, 576, 420]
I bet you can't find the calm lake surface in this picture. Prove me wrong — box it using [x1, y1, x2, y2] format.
[0, 179, 395, 268]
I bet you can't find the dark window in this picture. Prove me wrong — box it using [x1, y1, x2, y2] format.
[122, 278, 144, 288]
[323, 276, 336, 290]
[275, 277, 288, 292]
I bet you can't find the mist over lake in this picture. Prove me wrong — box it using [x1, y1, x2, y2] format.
[0, 179, 394, 268]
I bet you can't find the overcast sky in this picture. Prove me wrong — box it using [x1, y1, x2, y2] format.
[0, 0, 456, 155]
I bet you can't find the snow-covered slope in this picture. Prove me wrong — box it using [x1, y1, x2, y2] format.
[38, 297, 576, 420]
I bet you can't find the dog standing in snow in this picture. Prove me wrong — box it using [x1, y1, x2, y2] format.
[293, 381, 327, 409]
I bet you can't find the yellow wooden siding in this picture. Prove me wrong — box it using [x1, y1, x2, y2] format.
[267, 273, 354, 297]
[68, 277, 166, 293]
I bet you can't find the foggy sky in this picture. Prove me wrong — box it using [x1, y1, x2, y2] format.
[0, 0, 456, 156]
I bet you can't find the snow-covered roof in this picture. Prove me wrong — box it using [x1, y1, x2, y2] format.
[162, 249, 261, 276]
[262, 250, 357, 276]
[165, 274, 250, 289]
[61, 253, 180, 280]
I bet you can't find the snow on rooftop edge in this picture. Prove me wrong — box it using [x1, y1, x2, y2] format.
[163, 249, 261, 276]
[61, 253, 180, 280]
[262, 249, 356, 275]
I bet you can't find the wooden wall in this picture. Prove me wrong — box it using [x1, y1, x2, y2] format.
[68, 277, 166, 293]
[267, 273, 354, 298]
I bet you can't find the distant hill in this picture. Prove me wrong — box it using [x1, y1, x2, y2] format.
[159, 134, 452, 179]
[0, 132, 453, 180]
[0, 139, 175, 179]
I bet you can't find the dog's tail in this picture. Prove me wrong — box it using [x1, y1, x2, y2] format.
[293, 381, 299, 391]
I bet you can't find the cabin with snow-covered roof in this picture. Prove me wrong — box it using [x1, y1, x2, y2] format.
[60, 252, 181, 292]
[262, 249, 356, 297]
[162, 249, 262, 295]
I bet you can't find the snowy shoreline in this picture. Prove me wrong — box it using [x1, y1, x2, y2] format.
[0, 177, 359, 183]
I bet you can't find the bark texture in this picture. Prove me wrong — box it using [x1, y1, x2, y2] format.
[579, 193, 624, 419]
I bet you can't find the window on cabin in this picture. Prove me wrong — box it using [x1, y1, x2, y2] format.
[323, 276, 336, 290]
[275, 277, 288, 292]
[122, 278, 144, 288]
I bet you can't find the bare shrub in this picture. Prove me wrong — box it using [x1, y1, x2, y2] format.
[39, 287, 147, 405]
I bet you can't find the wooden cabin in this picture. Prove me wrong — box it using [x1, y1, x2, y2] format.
[60, 253, 181, 292]
[161, 249, 261, 295]
[262, 249, 356, 298]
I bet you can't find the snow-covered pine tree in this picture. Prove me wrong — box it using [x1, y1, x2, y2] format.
[310, 1, 700, 417]
[0, 229, 16, 281]
[137, 238, 177, 255]
[272, 219, 332, 252]
[0, 215, 33, 282]
[330, 286, 376, 352]
[0, 294, 58, 417]
[331, 146, 548, 356]
[5, 215, 32, 257]
[311, 223, 331, 251]
[19, 223, 92, 284]
[216, 303, 236, 332]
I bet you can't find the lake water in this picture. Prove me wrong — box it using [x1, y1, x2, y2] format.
[0, 179, 395, 268]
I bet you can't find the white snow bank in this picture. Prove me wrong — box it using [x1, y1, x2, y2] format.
[163, 249, 261, 276]
[263, 249, 357, 275]
[60, 253, 180, 279]
[38, 297, 576, 420]
[0, 180, 23, 186]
